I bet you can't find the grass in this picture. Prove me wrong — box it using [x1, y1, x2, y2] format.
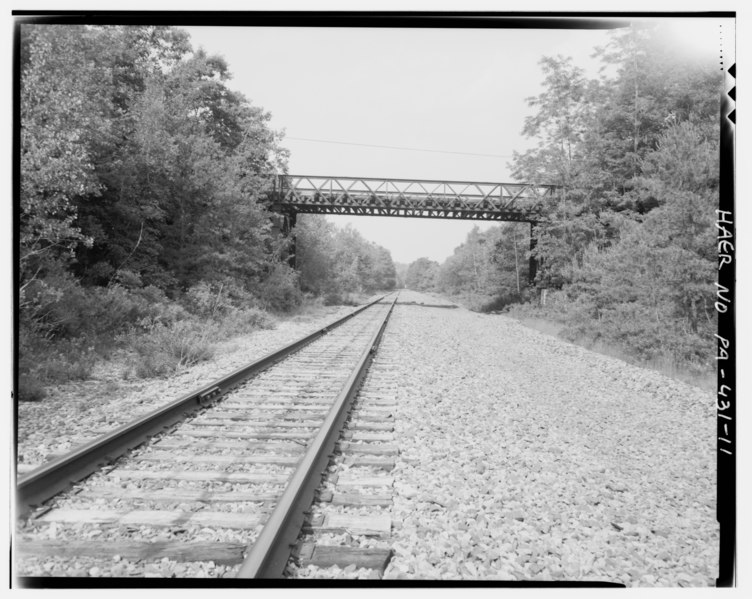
[121, 307, 275, 379]
[510, 313, 715, 392]
[17, 375, 47, 402]
[322, 291, 362, 307]
[17, 334, 98, 401]
[17, 297, 338, 401]
[215, 307, 275, 336]
[511, 316, 566, 338]
[18, 310, 274, 399]
[122, 320, 218, 379]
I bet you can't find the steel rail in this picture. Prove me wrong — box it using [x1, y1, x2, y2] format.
[236, 292, 399, 578]
[16, 294, 393, 517]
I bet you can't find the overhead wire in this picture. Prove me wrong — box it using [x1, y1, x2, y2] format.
[285, 136, 514, 158]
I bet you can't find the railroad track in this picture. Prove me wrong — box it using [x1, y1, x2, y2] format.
[288, 345, 401, 579]
[15, 292, 398, 580]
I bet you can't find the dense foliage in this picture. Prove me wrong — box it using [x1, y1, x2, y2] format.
[18, 25, 396, 398]
[404, 258, 441, 293]
[407, 24, 721, 376]
[21, 26, 288, 300]
[296, 217, 397, 304]
[438, 224, 533, 310]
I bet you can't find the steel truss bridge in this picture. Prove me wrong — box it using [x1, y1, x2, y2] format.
[265, 175, 557, 282]
[266, 175, 557, 222]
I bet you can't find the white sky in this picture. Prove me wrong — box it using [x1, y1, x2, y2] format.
[183, 19, 728, 263]
[183, 24, 613, 263]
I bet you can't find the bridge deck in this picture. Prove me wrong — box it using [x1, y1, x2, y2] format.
[266, 175, 556, 222]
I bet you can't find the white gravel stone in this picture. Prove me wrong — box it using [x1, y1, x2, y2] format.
[380, 292, 716, 586]
[16, 292, 718, 584]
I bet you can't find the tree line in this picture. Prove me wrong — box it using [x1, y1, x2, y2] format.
[404, 24, 721, 376]
[297, 218, 397, 303]
[18, 25, 396, 398]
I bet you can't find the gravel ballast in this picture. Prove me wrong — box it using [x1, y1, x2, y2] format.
[380, 291, 717, 585]
[15, 291, 719, 585]
[15, 299, 392, 579]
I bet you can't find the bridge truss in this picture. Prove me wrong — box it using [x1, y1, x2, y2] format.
[266, 175, 557, 222]
[265, 175, 556, 282]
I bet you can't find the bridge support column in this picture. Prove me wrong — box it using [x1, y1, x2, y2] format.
[282, 211, 298, 269]
[529, 222, 538, 285]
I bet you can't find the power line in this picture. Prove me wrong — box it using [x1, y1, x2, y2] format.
[286, 136, 513, 158]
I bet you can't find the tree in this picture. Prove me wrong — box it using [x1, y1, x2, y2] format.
[628, 120, 718, 335]
[20, 26, 104, 292]
[50, 27, 288, 294]
[492, 23, 720, 372]
[436, 224, 531, 307]
[509, 55, 609, 288]
[510, 23, 720, 291]
[393, 262, 408, 288]
[589, 23, 719, 191]
[368, 246, 397, 291]
[296, 217, 396, 297]
[512, 56, 596, 189]
[296, 216, 339, 295]
[405, 258, 440, 291]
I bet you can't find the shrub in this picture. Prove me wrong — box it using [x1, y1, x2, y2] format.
[17, 374, 47, 402]
[17, 328, 96, 400]
[218, 307, 275, 336]
[112, 269, 143, 289]
[184, 281, 230, 318]
[38, 343, 96, 381]
[22, 272, 185, 340]
[323, 291, 344, 306]
[88, 284, 187, 333]
[121, 319, 218, 379]
[474, 292, 524, 313]
[258, 265, 303, 312]
[322, 291, 360, 306]
[183, 281, 275, 335]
